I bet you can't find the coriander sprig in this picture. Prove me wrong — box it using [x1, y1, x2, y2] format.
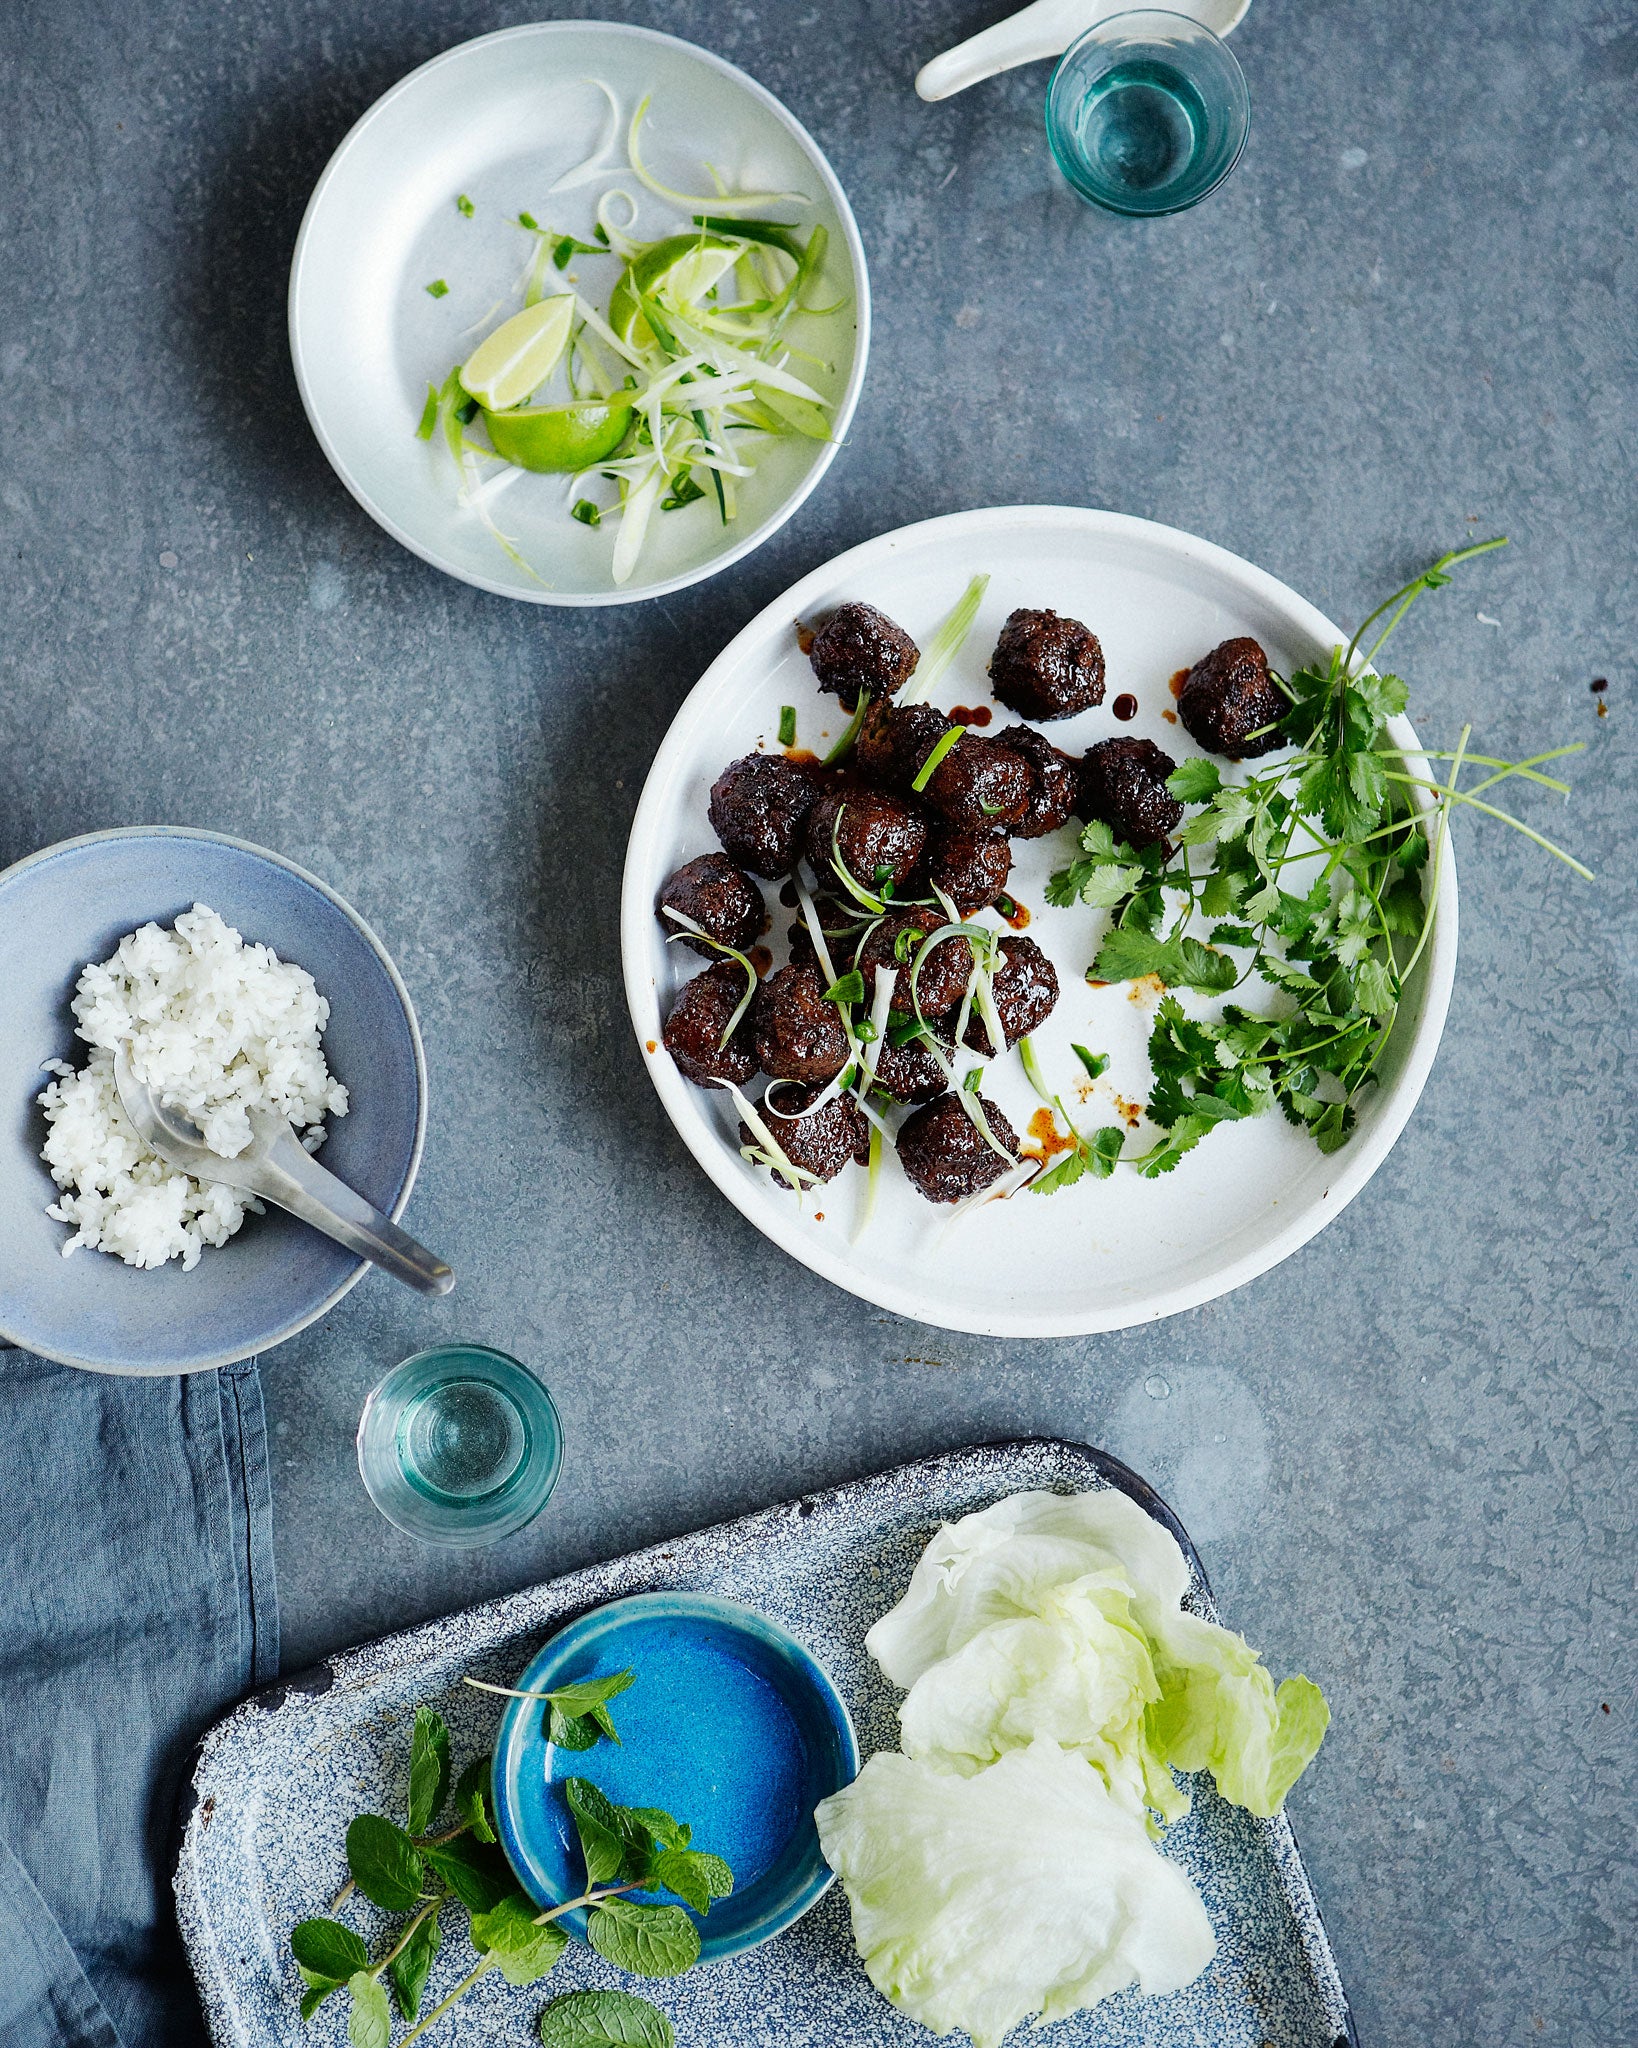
[1042, 541, 1590, 1183]
[290, 1681, 731, 2048]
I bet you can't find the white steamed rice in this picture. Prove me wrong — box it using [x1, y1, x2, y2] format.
[37, 902, 349, 1271]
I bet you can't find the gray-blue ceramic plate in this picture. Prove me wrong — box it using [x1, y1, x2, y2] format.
[0, 827, 427, 1376]
[493, 1591, 858, 1960]
[175, 1439, 1357, 2047]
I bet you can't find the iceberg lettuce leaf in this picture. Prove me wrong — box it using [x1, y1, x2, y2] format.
[815, 1741, 1215, 2048]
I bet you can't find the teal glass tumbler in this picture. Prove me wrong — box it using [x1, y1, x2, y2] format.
[1046, 10, 1250, 217]
[357, 1344, 562, 1547]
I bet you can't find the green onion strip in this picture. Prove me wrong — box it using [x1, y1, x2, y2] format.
[901, 574, 991, 705]
[660, 910, 758, 1049]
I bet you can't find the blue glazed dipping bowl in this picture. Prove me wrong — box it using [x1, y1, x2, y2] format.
[493, 1592, 859, 1961]
[0, 827, 428, 1375]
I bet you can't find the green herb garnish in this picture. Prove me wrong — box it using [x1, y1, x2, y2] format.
[1046, 541, 1589, 1175]
[287, 1686, 729, 2044]
[571, 499, 602, 529]
[455, 194, 475, 217]
[778, 704, 797, 747]
[910, 724, 964, 794]
[425, 279, 450, 299]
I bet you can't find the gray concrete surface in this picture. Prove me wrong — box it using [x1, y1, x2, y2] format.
[4, 1, 1634, 2041]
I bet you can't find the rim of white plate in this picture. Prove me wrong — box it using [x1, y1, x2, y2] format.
[288, 20, 873, 608]
[620, 505, 1461, 1338]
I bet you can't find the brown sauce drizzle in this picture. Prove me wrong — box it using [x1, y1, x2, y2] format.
[783, 747, 820, 767]
[1168, 667, 1189, 698]
[996, 894, 1031, 931]
[749, 945, 773, 975]
[949, 704, 992, 727]
[796, 621, 815, 654]
[645, 1039, 657, 1053]
[1161, 708, 1178, 724]
[1021, 1106, 1075, 1164]
[1112, 693, 1139, 722]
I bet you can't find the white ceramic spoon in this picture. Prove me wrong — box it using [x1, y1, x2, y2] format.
[915, 0, 1250, 102]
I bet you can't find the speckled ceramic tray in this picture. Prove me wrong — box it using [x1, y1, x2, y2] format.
[175, 1440, 1356, 2048]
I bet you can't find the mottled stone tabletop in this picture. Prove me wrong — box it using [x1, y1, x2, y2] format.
[4, 1, 1634, 2042]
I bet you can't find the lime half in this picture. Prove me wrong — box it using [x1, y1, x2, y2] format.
[609, 233, 741, 349]
[482, 396, 634, 473]
[459, 296, 575, 410]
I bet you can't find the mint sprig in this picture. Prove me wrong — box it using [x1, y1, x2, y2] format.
[287, 1692, 730, 2046]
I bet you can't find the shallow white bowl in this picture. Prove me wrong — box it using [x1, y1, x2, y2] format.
[289, 22, 870, 605]
[621, 507, 1458, 1338]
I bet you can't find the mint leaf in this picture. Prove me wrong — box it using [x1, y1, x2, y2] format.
[564, 1778, 630, 1887]
[345, 1815, 424, 1913]
[422, 1834, 515, 1914]
[587, 1899, 700, 1978]
[1166, 757, 1221, 802]
[471, 1895, 569, 1985]
[549, 1705, 604, 1751]
[650, 1848, 733, 1914]
[623, 1807, 690, 1852]
[390, 1905, 441, 2022]
[407, 1706, 451, 1836]
[298, 1972, 343, 2021]
[1070, 1044, 1108, 1081]
[547, 1672, 636, 1717]
[539, 1988, 677, 2048]
[346, 1972, 392, 2048]
[454, 1754, 497, 1843]
[291, 1919, 368, 1982]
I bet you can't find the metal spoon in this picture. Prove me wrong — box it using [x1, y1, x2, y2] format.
[114, 1049, 455, 1296]
[915, 0, 1250, 103]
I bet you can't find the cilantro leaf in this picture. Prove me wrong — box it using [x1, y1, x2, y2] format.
[1166, 757, 1222, 802]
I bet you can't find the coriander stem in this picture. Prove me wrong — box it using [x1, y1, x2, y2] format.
[1382, 773, 1594, 878]
[397, 1953, 497, 2047]
[329, 1878, 355, 1913]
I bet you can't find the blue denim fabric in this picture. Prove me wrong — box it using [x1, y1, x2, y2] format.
[0, 1349, 278, 2048]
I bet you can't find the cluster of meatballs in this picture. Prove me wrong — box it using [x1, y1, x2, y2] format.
[657, 597, 1286, 1206]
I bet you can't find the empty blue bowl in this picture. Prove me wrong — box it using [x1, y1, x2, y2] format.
[0, 828, 428, 1375]
[492, 1592, 858, 1960]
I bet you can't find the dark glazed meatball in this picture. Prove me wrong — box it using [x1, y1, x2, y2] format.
[804, 786, 927, 894]
[657, 853, 766, 958]
[962, 937, 1059, 1052]
[662, 960, 757, 1090]
[1004, 726, 1080, 839]
[923, 734, 1034, 832]
[1077, 737, 1184, 850]
[897, 1091, 1020, 1204]
[988, 608, 1106, 721]
[708, 753, 817, 878]
[1178, 637, 1287, 759]
[862, 1032, 947, 1105]
[752, 963, 851, 1085]
[809, 602, 920, 706]
[857, 910, 974, 1018]
[926, 824, 1011, 917]
[854, 701, 954, 793]
[741, 1086, 870, 1185]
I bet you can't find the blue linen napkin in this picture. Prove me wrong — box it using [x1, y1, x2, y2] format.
[0, 1348, 278, 2048]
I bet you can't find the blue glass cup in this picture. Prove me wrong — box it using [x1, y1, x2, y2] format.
[1046, 10, 1250, 217]
[357, 1344, 562, 1547]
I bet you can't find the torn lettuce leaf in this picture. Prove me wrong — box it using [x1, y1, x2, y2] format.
[814, 1740, 1215, 2048]
[1147, 1610, 1331, 1820]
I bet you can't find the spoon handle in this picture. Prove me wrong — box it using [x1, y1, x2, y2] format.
[915, 0, 1109, 101]
[254, 1129, 455, 1296]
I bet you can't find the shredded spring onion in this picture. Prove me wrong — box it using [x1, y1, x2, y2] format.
[729, 1082, 812, 1196]
[901, 574, 991, 705]
[660, 909, 758, 1048]
[627, 95, 808, 212]
[910, 723, 965, 793]
[549, 79, 625, 193]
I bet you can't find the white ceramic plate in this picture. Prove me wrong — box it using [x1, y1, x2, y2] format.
[621, 508, 1458, 1338]
[289, 22, 869, 605]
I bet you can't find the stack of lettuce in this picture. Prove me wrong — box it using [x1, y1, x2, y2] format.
[815, 1488, 1330, 2046]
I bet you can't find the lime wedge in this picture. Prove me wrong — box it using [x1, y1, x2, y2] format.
[609, 232, 741, 349]
[459, 296, 575, 410]
[482, 396, 634, 473]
